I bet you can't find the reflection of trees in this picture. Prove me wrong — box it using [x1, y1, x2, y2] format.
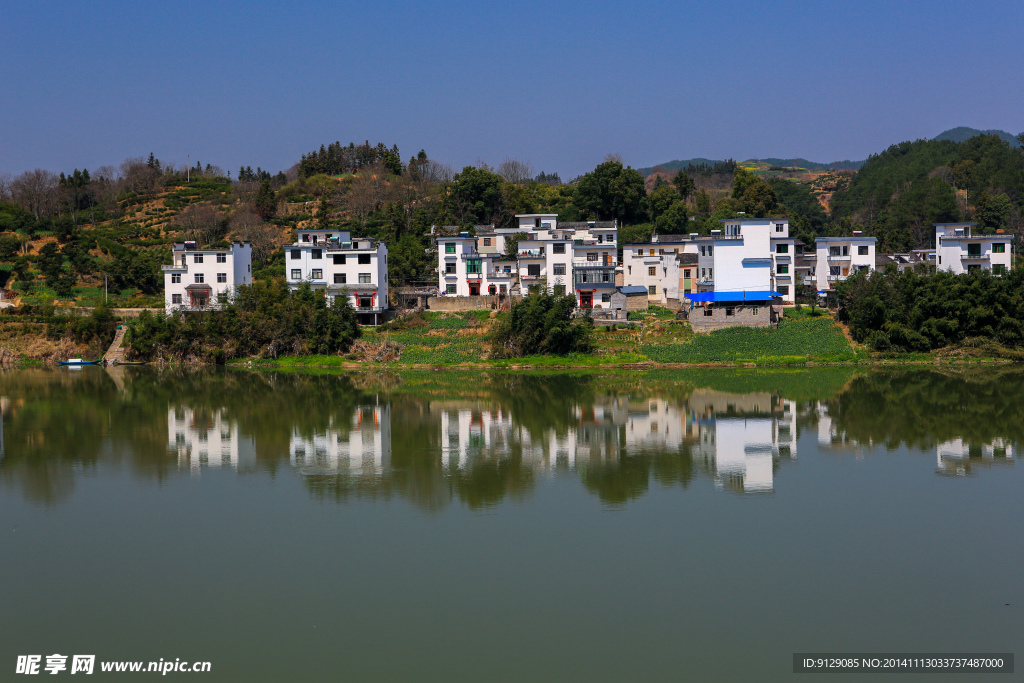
[827, 368, 1024, 450]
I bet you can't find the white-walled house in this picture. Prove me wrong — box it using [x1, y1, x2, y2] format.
[814, 232, 876, 291]
[285, 229, 389, 325]
[935, 222, 1012, 275]
[621, 242, 694, 307]
[163, 241, 252, 314]
[437, 232, 517, 297]
[768, 219, 797, 304]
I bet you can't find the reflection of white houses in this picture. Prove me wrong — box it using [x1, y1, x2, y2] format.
[935, 438, 1014, 476]
[289, 405, 392, 476]
[689, 390, 797, 493]
[168, 407, 256, 472]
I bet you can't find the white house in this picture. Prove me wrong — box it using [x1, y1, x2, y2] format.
[934, 222, 1012, 275]
[814, 232, 876, 291]
[163, 241, 252, 314]
[767, 219, 797, 304]
[621, 242, 693, 307]
[285, 229, 389, 325]
[437, 232, 517, 297]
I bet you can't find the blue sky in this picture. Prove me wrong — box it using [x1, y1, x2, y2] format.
[1, 0, 1021, 179]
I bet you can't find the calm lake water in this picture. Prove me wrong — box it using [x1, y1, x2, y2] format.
[0, 366, 1021, 681]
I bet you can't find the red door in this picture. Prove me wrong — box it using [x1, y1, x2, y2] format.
[580, 291, 592, 308]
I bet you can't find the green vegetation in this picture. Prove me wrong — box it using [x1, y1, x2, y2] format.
[836, 266, 1024, 354]
[490, 292, 595, 359]
[642, 317, 855, 364]
[125, 282, 360, 362]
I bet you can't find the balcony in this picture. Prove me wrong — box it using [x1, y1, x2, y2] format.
[488, 270, 515, 278]
[826, 253, 851, 262]
[162, 264, 187, 272]
[466, 272, 482, 280]
[961, 253, 989, 262]
[572, 258, 617, 268]
[460, 253, 483, 260]
[518, 249, 546, 258]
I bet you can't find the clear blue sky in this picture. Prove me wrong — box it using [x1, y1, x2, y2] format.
[1, 0, 1021, 179]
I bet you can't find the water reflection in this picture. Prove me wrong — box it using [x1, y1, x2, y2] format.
[0, 367, 1018, 507]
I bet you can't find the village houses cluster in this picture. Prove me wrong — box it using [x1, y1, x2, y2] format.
[163, 216, 1013, 328]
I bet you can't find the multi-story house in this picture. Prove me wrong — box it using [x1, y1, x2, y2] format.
[767, 219, 797, 304]
[437, 232, 518, 297]
[621, 242, 694, 308]
[934, 222, 1012, 275]
[814, 232, 876, 291]
[571, 235, 618, 309]
[285, 229, 389, 325]
[163, 241, 252, 313]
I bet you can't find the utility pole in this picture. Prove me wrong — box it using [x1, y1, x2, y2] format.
[187, 154, 190, 183]
[104, 273, 108, 304]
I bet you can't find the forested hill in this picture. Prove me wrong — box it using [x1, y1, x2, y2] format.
[933, 127, 1021, 148]
[639, 157, 865, 176]
[829, 134, 1024, 251]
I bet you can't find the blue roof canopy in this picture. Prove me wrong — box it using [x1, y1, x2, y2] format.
[687, 291, 779, 302]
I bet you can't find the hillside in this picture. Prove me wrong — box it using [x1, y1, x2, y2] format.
[933, 127, 1021, 148]
[640, 156, 865, 177]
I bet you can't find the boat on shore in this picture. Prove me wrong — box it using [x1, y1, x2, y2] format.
[58, 358, 102, 366]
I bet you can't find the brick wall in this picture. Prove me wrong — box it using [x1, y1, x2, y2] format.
[688, 304, 774, 332]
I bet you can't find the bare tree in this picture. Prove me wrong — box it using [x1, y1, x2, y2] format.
[418, 159, 454, 185]
[11, 169, 59, 219]
[496, 157, 535, 184]
[172, 203, 223, 244]
[339, 161, 392, 228]
[229, 209, 278, 264]
[0, 173, 12, 202]
[120, 157, 160, 195]
[233, 180, 260, 207]
[604, 153, 624, 164]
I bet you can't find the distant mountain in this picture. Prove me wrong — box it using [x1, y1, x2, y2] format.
[639, 156, 864, 176]
[932, 127, 1021, 148]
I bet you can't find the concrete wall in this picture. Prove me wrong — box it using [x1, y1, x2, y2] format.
[427, 295, 514, 311]
[688, 304, 773, 332]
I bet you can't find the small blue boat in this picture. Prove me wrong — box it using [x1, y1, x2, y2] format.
[58, 358, 102, 366]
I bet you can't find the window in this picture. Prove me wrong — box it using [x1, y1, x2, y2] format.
[217, 273, 227, 283]
[312, 249, 322, 260]
[445, 262, 457, 274]
[466, 259, 482, 274]
[967, 243, 982, 257]
[358, 273, 371, 284]
[291, 269, 301, 279]
[778, 285, 789, 295]
[700, 246, 705, 256]
[290, 250, 300, 260]
[858, 245, 869, 255]
[752, 307, 759, 315]
[358, 254, 371, 264]
[302, 234, 311, 242]
[830, 247, 841, 256]
[311, 269, 322, 279]
[993, 264, 1007, 274]
[648, 285, 657, 295]
[684, 269, 691, 278]
[171, 273, 181, 283]
[726, 308, 735, 316]
[445, 244, 455, 254]
[587, 253, 598, 261]
[333, 255, 346, 265]
[171, 294, 182, 304]
[703, 308, 713, 316]
[777, 264, 789, 274]
[776, 244, 789, 254]
[842, 246, 849, 256]
[708, 268, 712, 280]
[648, 266, 657, 276]
[993, 243, 1005, 253]
[553, 264, 566, 275]
[829, 266, 840, 276]
[194, 254, 203, 263]
[601, 293, 611, 303]
[446, 284, 456, 294]
[701, 268, 706, 278]
[775, 223, 784, 232]
[707, 246, 713, 255]
[527, 264, 540, 276]
[967, 264, 980, 273]
[553, 284, 566, 295]
[483, 238, 491, 246]
[217, 254, 227, 263]
[194, 273, 204, 283]
[638, 249, 644, 256]
[552, 243, 565, 254]
[602, 273, 610, 282]
[334, 273, 347, 284]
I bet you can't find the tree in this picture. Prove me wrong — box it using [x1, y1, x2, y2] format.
[648, 184, 679, 222]
[654, 201, 689, 234]
[730, 167, 760, 200]
[497, 157, 535, 185]
[11, 169, 59, 219]
[173, 204, 223, 244]
[490, 291, 594, 358]
[740, 181, 779, 216]
[672, 170, 695, 200]
[443, 165, 505, 227]
[575, 161, 646, 223]
[504, 231, 529, 259]
[253, 179, 277, 221]
[229, 209, 278, 265]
